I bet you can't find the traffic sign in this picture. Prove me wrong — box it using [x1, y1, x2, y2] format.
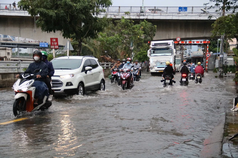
[206, 53, 210, 58]
[176, 37, 181, 41]
[39, 42, 48, 48]
[50, 38, 59, 49]
[178, 7, 187, 12]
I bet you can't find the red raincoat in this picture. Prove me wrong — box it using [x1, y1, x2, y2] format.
[194, 65, 204, 75]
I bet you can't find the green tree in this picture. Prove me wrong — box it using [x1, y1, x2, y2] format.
[209, 0, 238, 14]
[18, 0, 112, 55]
[97, 18, 156, 61]
[212, 13, 238, 48]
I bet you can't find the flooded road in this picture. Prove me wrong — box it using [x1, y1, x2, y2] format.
[0, 72, 236, 157]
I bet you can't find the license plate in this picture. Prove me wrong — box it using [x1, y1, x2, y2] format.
[191, 75, 193, 77]
[182, 78, 186, 81]
[166, 80, 170, 83]
[197, 76, 200, 78]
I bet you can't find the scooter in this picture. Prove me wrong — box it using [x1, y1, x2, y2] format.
[12, 73, 52, 117]
[120, 69, 134, 90]
[195, 73, 202, 84]
[161, 75, 175, 87]
[189, 72, 195, 80]
[180, 73, 189, 86]
[111, 68, 119, 84]
[133, 68, 140, 81]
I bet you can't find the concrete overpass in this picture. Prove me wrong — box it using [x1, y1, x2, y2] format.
[0, 5, 225, 43]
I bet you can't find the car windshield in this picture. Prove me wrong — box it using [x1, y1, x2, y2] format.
[51, 59, 82, 70]
[151, 48, 172, 56]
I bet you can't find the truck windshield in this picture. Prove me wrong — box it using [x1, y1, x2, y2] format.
[151, 48, 172, 56]
[176, 59, 181, 64]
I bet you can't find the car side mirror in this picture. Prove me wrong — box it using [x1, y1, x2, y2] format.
[85, 66, 92, 74]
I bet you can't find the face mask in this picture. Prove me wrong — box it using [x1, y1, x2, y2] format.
[34, 56, 40, 61]
[127, 61, 130, 64]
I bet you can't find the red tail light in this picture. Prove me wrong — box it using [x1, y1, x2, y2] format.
[182, 74, 187, 77]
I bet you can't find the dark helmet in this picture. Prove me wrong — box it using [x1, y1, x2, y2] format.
[122, 59, 126, 62]
[183, 62, 187, 65]
[117, 59, 120, 61]
[33, 50, 42, 60]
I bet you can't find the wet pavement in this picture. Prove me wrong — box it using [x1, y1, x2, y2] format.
[0, 72, 237, 158]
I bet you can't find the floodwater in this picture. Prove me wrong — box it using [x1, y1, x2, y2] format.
[0, 72, 236, 158]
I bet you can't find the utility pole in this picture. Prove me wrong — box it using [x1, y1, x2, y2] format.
[219, 0, 226, 77]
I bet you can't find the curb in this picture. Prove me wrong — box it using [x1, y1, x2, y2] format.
[200, 114, 225, 158]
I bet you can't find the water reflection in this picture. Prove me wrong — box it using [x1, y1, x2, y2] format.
[54, 114, 82, 157]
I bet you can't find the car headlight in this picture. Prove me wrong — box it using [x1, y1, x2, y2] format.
[60, 74, 74, 79]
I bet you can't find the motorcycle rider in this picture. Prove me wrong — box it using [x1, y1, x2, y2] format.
[180, 61, 189, 83]
[195, 62, 204, 76]
[16, 50, 49, 105]
[111, 59, 121, 70]
[190, 63, 195, 78]
[133, 59, 141, 77]
[162, 61, 175, 85]
[122, 58, 134, 88]
[42, 51, 54, 95]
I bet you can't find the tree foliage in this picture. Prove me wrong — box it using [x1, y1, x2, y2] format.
[96, 18, 156, 61]
[212, 12, 238, 48]
[209, 0, 238, 13]
[18, 0, 112, 55]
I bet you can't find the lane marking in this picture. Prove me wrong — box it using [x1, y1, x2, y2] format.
[0, 117, 28, 125]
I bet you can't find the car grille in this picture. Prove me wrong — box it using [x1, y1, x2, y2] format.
[52, 79, 63, 88]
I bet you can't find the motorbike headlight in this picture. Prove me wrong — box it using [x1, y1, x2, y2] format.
[60, 74, 74, 79]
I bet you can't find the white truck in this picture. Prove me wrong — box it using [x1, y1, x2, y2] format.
[147, 40, 176, 75]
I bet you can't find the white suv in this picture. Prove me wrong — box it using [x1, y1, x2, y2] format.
[51, 56, 105, 96]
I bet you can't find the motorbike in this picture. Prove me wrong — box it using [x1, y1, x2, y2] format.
[120, 69, 134, 90]
[195, 73, 202, 83]
[189, 72, 195, 80]
[12, 73, 52, 117]
[161, 75, 175, 87]
[111, 68, 119, 84]
[133, 68, 140, 81]
[180, 73, 189, 86]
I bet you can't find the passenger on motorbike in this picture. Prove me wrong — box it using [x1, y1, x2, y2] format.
[16, 50, 49, 105]
[118, 59, 126, 69]
[162, 61, 175, 85]
[111, 59, 121, 70]
[180, 62, 189, 83]
[122, 58, 134, 88]
[133, 60, 141, 77]
[42, 51, 54, 94]
[195, 62, 204, 76]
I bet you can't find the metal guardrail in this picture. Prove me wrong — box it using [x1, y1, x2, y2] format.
[0, 3, 233, 20]
[100, 62, 113, 69]
[0, 61, 31, 73]
[0, 61, 113, 73]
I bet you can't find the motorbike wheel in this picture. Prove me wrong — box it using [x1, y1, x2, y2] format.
[199, 79, 202, 83]
[77, 82, 85, 95]
[99, 80, 105, 91]
[111, 77, 114, 83]
[122, 83, 126, 90]
[13, 98, 25, 117]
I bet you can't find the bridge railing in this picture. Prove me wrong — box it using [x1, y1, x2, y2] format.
[0, 3, 233, 18]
